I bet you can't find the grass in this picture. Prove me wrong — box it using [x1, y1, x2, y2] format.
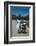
[24, 20, 29, 27]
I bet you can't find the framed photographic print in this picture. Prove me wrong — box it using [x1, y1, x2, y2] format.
[4, 2, 35, 44]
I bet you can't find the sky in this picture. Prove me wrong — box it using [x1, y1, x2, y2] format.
[10, 7, 30, 16]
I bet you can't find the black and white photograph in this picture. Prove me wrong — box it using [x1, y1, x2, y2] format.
[4, 2, 35, 44]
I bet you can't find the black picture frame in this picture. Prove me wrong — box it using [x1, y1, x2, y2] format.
[4, 1, 35, 44]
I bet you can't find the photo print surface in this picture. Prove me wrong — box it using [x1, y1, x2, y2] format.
[10, 7, 30, 37]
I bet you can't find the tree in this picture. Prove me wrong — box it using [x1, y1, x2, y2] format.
[18, 14, 21, 19]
